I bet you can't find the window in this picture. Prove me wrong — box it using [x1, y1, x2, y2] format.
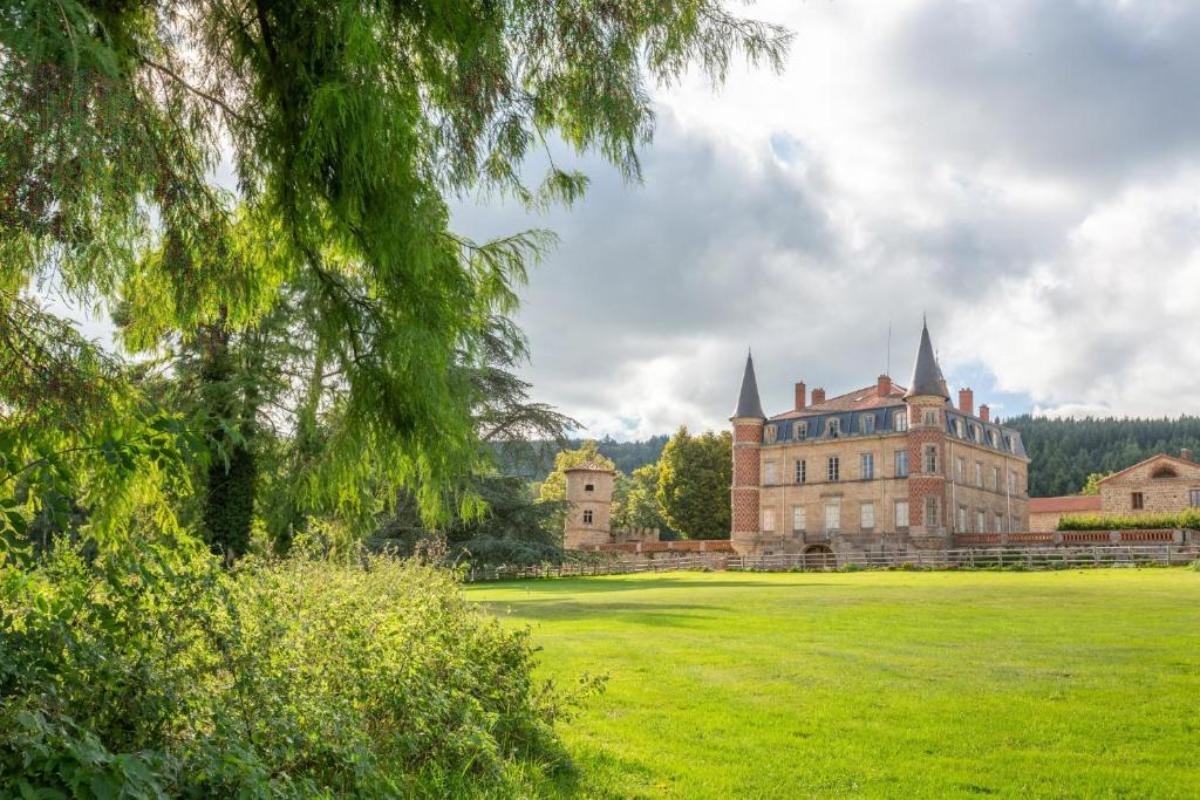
[1190, 489, 1200, 507]
[583, 509, 593, 524]
[993, 465, 1002, 491]
[827, 456, 840, 482]
[860, 502, 875, 530]
[764, 424, 778, 444]
[895, 449, 909, 477]
[977, 509, 986, 532]
[792, 505, 806, 533]
[955, 456, 965, 482]
[995, 511, 1004, 533]
[827, 418, 841, 438]
[924, 409, 939, 426]
[955, 419, 965, 438]
[794, 422, 807, 441]
[794, 459, 806, 484]
[924, 445, 938, 474]
[958, 505, 969, 532]
[1008, 470, 1018, 494]
[895, 500, 910, 529]
[925, 496, 939, 527]
[975, 462, 983, 487]
[763, 508, 776, 532]
[824, 501, 841, 532]
[1132, 492, 1144, 510]
[861, 415, 876, 435]
[860, 452, 874, 480]
[990, 430, 1001, 448]
[764, 461, 778, 486]
[895, 410, 908, 432]
[584, 483, 594, 492]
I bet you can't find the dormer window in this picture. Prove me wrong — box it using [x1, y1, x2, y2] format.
[955, 419, 964, 438]
[827, 418, 841, 438]
[894, 410, 908, 432]
[794, 422, 807, 442]
[860, 415, 875, 435]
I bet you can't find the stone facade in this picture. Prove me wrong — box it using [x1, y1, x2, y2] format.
[1028, 495, 1101, 532]
[563, 464, 616, 549]
[1097, 452, 1200, 516]
[729, 323, 1030, 559]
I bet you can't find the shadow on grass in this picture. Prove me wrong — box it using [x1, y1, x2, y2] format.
[481, 599, 723, 626]
[472, 576, 838, 594]
[534, 742, 660, 800]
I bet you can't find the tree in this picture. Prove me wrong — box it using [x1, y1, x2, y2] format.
[1079, 471, 1113, 496]
[1, 2, 789, 551]
[538, 441, 616, 504]
[612, 463, 668, 533]
[656, 427, 731, 539]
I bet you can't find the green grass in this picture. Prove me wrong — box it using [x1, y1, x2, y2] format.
[467, 569, 1200, 799]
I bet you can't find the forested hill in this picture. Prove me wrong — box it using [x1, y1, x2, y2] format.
[494, 435, 670, 481]
[1004, 415, 1200, 497]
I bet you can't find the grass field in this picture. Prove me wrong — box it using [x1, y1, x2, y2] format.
[468, 569, 1200, 799]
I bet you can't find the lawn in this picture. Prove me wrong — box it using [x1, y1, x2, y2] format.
[467, 569, 1200, 799]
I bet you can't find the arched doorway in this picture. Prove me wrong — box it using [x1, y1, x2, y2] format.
[803, 544, 836, 570]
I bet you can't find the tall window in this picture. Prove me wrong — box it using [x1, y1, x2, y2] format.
[895, 410, 908, 432]
[1190, 489, 1200, 507]
[824, 501, 841, 532]
[827, 456, 840, 482]
[958, 505, 969, 532]
[924, 444, 938, 474]
[995, 511, 1004, 533]
[955, 419, 965, 438]
[1008, 470, 1018, 494]
[827, 418, 841, 438]
[925, 496, 939, 527]
[895, 449, 909, 477]
[794, 459, 806, 484]
[955, 456, 965, 482]
[977, 509, 986, 532]
[861, 415, 875, 435]
[763, 508, 776, 532]
[860, 502, 875, 530]
[860, 452, 874, 480]
[1131, 492, 1144, 510]
[895, 500, 910, 529]
[764, 461, 778, 486]
[993, 465, 1002, 491]
[583, 509, 593, 524]
[974, 462, 983, 487]
[795, 422, 807, 441]
[792, 506, 807, 533]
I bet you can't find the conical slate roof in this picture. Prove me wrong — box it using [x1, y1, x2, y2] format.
[733, 352, 766, 419]
[904, 320, 950, 400]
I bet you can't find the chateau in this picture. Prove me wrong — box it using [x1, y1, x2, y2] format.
[730, 322, 1030, 558]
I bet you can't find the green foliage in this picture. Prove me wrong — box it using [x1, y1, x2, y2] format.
[612, 463, 669, 533]
[495, 435, 671, 481]
[0, 535, 588, 796]
[537, 440, 616, 504]
[1057, 510, 1200, 530]
[1079, 471, 1113, 495]
[1005, 415, 1200, 497]
[655, 427, 732, 539]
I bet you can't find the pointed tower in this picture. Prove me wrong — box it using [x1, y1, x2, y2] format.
[904, 320, 950, 538]
[730, 352, 766, 550]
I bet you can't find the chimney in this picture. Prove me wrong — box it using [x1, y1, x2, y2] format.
[1182, 448, 1194, 463]
[794, 381, 807, 411]
[958, 387, 974, 416]
[979, 403, 990, 422]
[877, 374, 892, 397]
[811, 387, 826, 406]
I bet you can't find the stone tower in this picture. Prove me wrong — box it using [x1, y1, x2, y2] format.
[563, 464, 615, 548]
[904, 320, 950, 539]
[730, 352, 766, 551]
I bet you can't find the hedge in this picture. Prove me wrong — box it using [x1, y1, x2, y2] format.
[1058, 508, 1200, 531]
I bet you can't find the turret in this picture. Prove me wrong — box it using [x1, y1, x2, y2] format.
[730, 352, 765, 548]
[904, 320, 949, 536]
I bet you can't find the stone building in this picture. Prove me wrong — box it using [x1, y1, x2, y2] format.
[562, 463, 616, 549]
[1096, 451, 1200, 516]
[730, 321, 1030, 558]
[1028, 495, 1101, 532]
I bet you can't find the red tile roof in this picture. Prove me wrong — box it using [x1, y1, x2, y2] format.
[771, 383, 908, 420]
[1028, 496, 1101, 514]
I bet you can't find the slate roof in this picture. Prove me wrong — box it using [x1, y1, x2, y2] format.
[771, 383, 908, 420]
[904, 320, 950, 400]
[1029, 496, 1101, 514]
[733, 352, 766, 419]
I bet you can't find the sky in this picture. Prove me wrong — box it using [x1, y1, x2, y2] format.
[454, 0, 1200, 440]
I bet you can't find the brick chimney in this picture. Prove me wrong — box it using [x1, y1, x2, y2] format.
[794, 381, 806, 411]
[811, 387, 826, 406]
[958, 387, 974, 416]
[1182, 448, 1194, 463]
[979, 403, 990, 422]
[877, 374, 892, 397]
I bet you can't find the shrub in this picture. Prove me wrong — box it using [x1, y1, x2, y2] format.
[1058, 509, 1200, 531]
[0, 535, 588, 797]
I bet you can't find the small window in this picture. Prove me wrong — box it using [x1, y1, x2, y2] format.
[924, 410, 938, 426]
[583, 509, 594, 524]
[827, 418, 841, 438]
[861, 502, 875, 530]
[924, 445, 938, 474]
[925, 496, 939, 527]
[1190, 489, 1200, 507]
[895, 449, 909, 477]
[860, 453, 874, 480]
[1151, 465, 1178, 479]
[1132, 492, 1144, 510]
[895, 500, 910, 529]
[894, 410, 908, 432]
[824, 501, 841, 532]
[584, 483, 595, 492]
[763, 508, 776, 532]
[827, 456, 840, 482]
[861, 415, 876, 435]
[794, 422, 807, 441]
[795, 459, 806, 484]
[792, 505, 806, 533]
[764, 461, 778, 486]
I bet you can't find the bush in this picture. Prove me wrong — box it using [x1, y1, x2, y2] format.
[0, 535, 588, 797]
[1058, 509, 1200, 531]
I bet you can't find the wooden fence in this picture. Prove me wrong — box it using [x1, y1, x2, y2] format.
[464, 544, 1197, 582]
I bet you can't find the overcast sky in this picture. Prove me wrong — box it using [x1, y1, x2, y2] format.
[455, 0, 1200, 440]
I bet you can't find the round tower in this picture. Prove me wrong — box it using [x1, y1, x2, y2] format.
[904, 319, 950, 539]
[563, 464, 615, 549]
[730, 352, 766, 553]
